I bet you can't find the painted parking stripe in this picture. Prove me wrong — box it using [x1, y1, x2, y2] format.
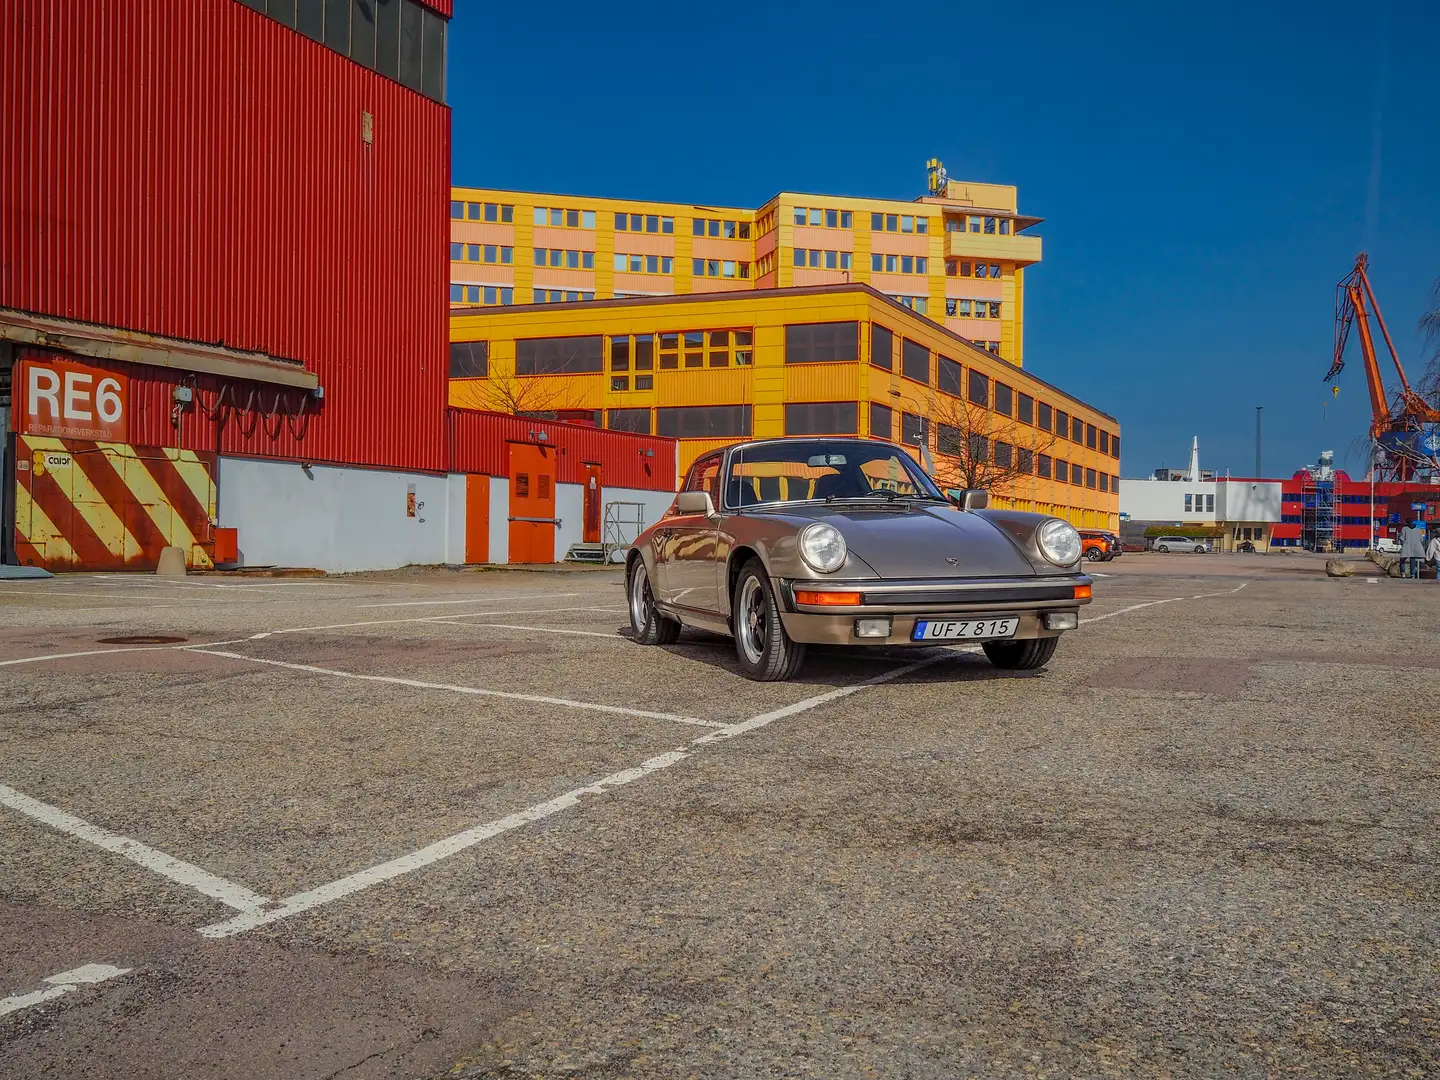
[434, 621, 623, 639]
[356, 593, 585, 609]
[197, 653, 944, 939]
[197, 580, 1254, 940]
[0, 785, 269, 914]
[0, 964, 132, 1018]
[186, 649, 721, 728]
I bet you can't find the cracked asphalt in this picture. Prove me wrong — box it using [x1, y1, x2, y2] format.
[0, 554, 1435, 1079]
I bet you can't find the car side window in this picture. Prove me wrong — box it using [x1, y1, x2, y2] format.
[683, 454, 722, 502]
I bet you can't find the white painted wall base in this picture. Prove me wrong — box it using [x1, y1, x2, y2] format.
[217, 457, 456, 573]
[217, 457, 679, 572]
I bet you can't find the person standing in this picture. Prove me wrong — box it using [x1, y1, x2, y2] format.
[1400, 519, 1427, 578]
[1427, 528, 1440, 580]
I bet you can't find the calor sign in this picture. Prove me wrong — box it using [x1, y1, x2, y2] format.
[20, 356, 129, 442]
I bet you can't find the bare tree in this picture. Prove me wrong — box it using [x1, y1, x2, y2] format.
[925, 392, 1058, 496]
[450, 369, 584, 417]
[1420, 276, 1440, 406]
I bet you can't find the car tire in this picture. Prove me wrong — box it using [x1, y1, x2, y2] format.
[731, 559, 806, 682]
[983, 636, 1059, 671]
[1084, 547, 1103, 561]
[628, 558, 681, 646]
[1157, 545, 1170, 553]
[1194, 545, 1205, 554]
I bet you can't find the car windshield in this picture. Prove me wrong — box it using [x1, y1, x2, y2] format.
[725, 440, 946, 508]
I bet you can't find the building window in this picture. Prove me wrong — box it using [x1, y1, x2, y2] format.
[785, 401, 858, 436]
[1206, 494, 1215, 513]
[1056, 410, 1070, 440]
[1072, 417, 1085, 443]
[994, 441, 1013, 469]
[968, 369, 989, 407]
[1017, 448, 1033, 474]
[1086, 424, 1098, 449]
[1099, 430, 1111, 455]
[901, 412, 927, 446]
[994, 383, 1013, 417]
[1037, 402, 1053, 431]
[1085, 468, 1097, 489]
[449, 341, 488, 378]
[785, 321, 859, 364]
[936, 423, 961, 456]
[607, 408, 651, 434]
[1017, 393, 1034, 425]
[870, 402, 892, 440]
[515, 335, 604, 375]
[1098, 474, 1109, 492]
[1054, 460, 1068, 483]
[897, 296, 928, 315]
[655, 405, 752, 439]
[871, 324, 894, 370]
[1037, 453, 1052, 479]
[901, 338, 929, 385]
[938, 355, 962, 397]
[969, 434, 990, 464]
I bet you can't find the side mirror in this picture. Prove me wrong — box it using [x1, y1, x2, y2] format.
[676, 490, 716, 516]
[946, 488, 989, 511]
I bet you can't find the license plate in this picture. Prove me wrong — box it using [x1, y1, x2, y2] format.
[912, 617, 1019, 641]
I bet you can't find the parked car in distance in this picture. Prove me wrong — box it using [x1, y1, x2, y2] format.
[1078, 529, 1119, 562]
[1372, 537, 1401, 554]
[1151, 536, 1210, 553]
[626, 437, 1093, 681]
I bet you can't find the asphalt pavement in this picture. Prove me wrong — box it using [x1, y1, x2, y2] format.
[0, 554, 1434, 1078]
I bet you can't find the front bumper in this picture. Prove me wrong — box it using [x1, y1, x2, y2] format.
[774, 574, 1092, 646]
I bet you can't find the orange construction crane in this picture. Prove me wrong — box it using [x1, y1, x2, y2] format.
[1323, 253, 1440, 479]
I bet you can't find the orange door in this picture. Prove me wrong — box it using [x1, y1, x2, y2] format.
[465, 474, 490, 564]
[582, 464, 603, 544]
[507, 442, 556, 564]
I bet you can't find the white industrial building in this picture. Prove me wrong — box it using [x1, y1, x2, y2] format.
[1120, 438, 1283, 551]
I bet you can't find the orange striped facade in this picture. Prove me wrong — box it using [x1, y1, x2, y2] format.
[14, 436, 218, 571]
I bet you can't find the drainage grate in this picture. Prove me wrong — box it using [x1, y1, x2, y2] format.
[96, 635, 189, 645]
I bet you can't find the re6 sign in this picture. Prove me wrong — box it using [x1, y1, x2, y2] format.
[19, 356, 129, 442]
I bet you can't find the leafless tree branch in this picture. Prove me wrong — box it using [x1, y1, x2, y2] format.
[925, 392, 1058, 496]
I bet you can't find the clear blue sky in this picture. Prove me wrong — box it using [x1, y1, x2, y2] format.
[449, 0, 1439, 480]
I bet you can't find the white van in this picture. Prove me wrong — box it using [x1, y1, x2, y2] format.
[1151, 536, 1209, 553]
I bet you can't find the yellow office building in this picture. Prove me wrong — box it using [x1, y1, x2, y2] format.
[450, 164, 1038, 367]
[449, 286, 1121, 529]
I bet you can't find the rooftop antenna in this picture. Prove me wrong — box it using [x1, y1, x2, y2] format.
[926, 158, 948, 197]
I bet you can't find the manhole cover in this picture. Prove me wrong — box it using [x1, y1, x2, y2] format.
[96, 635, 189, 645]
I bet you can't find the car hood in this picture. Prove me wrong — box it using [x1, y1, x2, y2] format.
[760, 502, 1036, 578]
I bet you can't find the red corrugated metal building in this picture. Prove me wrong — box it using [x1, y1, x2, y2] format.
[1, 0, 687, 573]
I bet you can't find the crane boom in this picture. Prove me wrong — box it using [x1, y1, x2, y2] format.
[1323, 253, 1440, 480]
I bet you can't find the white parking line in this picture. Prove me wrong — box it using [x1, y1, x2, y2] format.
[436, 621, 622, 639]
[356, 593, 584, 609]
[0, 964, 133, 1018]
[186, 649, 721, 728]
[1082, 581, 1248, 624]
[198, 653, 941, 939]
[0, 785, 269, 913]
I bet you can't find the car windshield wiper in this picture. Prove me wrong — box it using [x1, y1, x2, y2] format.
[825, 489, 944, 503]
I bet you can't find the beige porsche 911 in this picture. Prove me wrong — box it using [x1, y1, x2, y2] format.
[626, 437, 1093, 681]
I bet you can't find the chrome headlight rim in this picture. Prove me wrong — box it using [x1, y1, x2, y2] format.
[1036, 518, 1083, 566]
[798, 522, 848, 574]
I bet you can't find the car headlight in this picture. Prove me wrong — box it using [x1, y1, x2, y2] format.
[799, 523, 847, 573]
[1036, 518, 1082, 566]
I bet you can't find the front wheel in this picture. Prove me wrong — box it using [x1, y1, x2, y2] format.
[982, 636, 1059, 671]
[1194, 545, 1206, 554]
[628, 559, 681, 645]
[1157, 545, 1170, 553]
[732, 560, 806, 681]
[1084, 547, 1103, 562]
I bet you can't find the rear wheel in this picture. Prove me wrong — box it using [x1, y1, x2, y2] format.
[732, 559, 806, 681]
[982, 636, 1059, 671]
[628, 559, 680, 645]
[1157, 545, 1170, 553]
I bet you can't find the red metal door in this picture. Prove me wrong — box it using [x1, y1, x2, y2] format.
[508, 443, 556, 564]
[583, 464, 603, 545]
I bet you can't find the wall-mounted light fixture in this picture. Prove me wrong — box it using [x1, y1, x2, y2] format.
[528, 430, 549, 442]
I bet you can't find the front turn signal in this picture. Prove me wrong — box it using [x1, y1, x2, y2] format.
[795, 590, 864, 606]
[1073, 583, 1092, 600]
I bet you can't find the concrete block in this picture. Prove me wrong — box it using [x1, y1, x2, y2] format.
[156, 546, 188, 579]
